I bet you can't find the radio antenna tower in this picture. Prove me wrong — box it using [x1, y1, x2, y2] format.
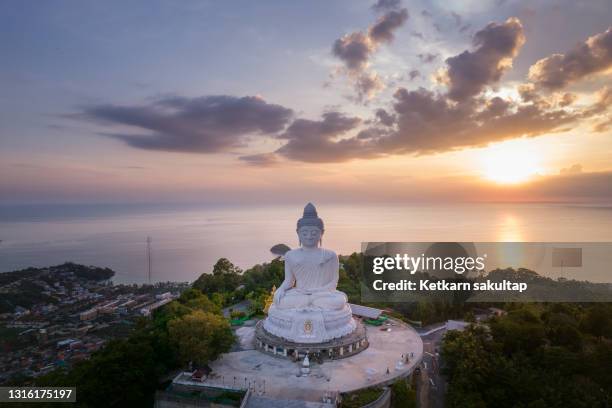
[146, 236, 152, 285]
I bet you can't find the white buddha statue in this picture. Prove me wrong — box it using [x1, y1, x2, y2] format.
[263, 203, 356, 343]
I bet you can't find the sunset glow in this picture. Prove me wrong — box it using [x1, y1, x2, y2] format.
[481, 141, 542, 184]
[1, 3, 612, 406]
[0, 2, 610, 204]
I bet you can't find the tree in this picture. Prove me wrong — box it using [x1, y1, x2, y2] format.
[168, 310, 234, 367]
[241, 258, 284, 294]
[180, 288, 221, 314]
[193, 258, 242, 298]
[581, 304, 612, 339]
[464, 311, 476, 323]
[212, 258, 242, 276]
[442, 304, 611, 408]
[391, 378, 416, 408]
[489, 308, 546, 356]
[246, 289, 269, 315]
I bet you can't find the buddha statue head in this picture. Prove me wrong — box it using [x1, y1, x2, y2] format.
[297, 203, 324, 248]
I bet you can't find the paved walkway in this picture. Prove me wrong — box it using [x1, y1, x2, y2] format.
[222, 299, 251, 318]
[204, 318, 423, 403]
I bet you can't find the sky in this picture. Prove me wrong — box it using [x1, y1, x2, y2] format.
[1, 0, 611, 205]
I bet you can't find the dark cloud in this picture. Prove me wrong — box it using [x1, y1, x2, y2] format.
[260, 82, 608, 163]
[75, 17, 611, 166]
[593, 116, 612, 132]
[459, 24, 471, 33]
[451, 12, 462, 27]
[375, 108, 396, 126]
[581, 86, 612, 116]
[417, 53, 438, 63]
[121, 166, 147, 170]
[409, 69, 420, 80]
[331, 6, 409, 101]
[278, 112, 361, 141]
[332, 9, 408, 72]
[371, 0, 401, 12]
[372, 79, 608, 157]
[368, 9, 409, 43]
[452, 14, 471, 33]
[559, 93, 577, 107]
[275, 112, 363, 162]
[580, 87, 612, 132]
[410, 31, 425, 40]
[560, 164, 583, 175]
[354, 72, 385, 101]
[446, 17, 525, 101]
[239, 152, 279, 167]
[381, 87, 577, 154]
[476, 96, 511, 120]
[256, 17, 611, 164]
[529, 27, 612, 90]
[421, 10, 432, 18]
[517, 83, 541, 103]
[78, 95, 293, 153]
[332, 32, 373, 72]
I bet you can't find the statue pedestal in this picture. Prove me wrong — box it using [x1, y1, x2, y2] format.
[255, 317, 368, 362]
[263, 304, 356, 344]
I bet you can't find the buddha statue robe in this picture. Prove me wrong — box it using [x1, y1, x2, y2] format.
[275, 247, 348, 311]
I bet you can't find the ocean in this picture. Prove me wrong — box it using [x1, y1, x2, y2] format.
[1, 203, 611, 284]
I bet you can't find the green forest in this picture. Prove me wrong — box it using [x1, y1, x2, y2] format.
[443, 303, 612, 407]
[19, 255, 612, 407]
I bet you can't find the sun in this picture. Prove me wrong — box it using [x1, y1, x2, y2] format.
[480, 140, 542, 184]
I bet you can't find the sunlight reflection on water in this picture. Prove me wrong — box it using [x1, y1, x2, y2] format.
[0, 203, 610, 283]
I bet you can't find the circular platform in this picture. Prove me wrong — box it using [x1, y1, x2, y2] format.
[255, 319, 368, 361]
[202, 318, 423, 404]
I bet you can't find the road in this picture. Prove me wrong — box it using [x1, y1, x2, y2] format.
[222, 299, 251, 318]
[416, 327, 447, 408]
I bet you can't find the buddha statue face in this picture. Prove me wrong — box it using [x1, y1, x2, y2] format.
[297, 226, 322, 248]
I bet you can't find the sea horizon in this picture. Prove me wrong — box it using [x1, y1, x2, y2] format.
[1, 202, 611, 284]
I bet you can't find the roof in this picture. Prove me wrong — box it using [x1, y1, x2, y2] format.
[191, 369, 205, 379]
[348, 303, 382, 319]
